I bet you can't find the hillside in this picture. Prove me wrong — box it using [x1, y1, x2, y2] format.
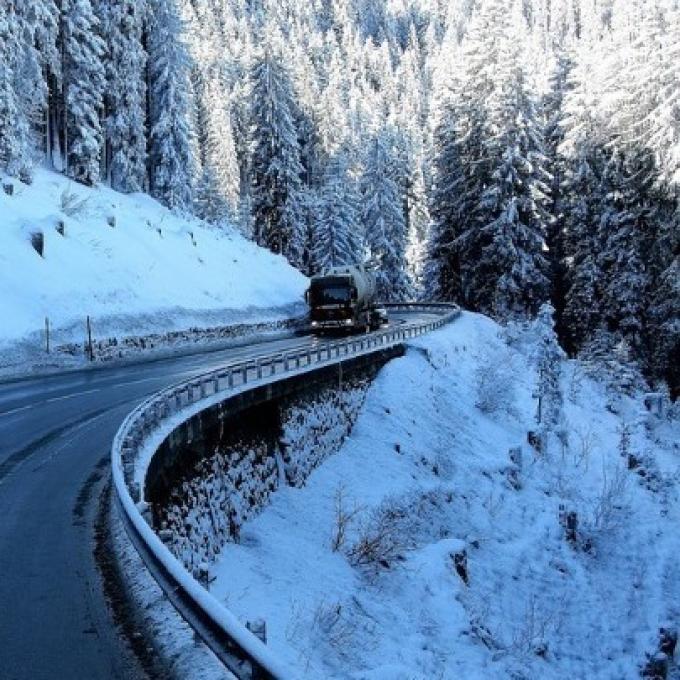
[0, 170, 307, 372]
[208, 313, 680, 679]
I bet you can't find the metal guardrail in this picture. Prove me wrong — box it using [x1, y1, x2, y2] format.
[110, 303, 460, 679]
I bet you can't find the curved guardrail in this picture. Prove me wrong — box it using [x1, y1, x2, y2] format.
[111, 302, 460, 679]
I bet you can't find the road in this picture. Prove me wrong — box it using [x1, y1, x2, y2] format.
[0, 312, 436, 680]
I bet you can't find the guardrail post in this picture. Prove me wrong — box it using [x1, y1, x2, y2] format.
[241, 365, 248, 384]
[257, 361, 263, 379]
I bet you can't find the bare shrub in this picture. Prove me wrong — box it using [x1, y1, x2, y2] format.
[346, 501, 407, 569]
[511, 596, 560, 659]
[59, 185, 89, 217]
[591, 458, 629, 534]
[475, 350, 517, 414]
[330, 485, 363, 553]
[346, 489, 454, 572]
[573, 424, 598, 471]
[567, 363, 584, 403]
[312, 600, 357, 651]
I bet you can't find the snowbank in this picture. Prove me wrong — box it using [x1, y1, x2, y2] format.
[0, 169, 307, 352]
[209, 312, 680, 679]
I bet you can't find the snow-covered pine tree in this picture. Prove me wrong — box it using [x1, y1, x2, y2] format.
[426, 0, 504, 309]
[14, 0, 60, 177]
[405, 159, 430, 295]
[616, 2, 680, 394]
[648, 250, 679, 397]
[31, 0, 60, 166]
[194, 73, 239, 225]
[101, 0, 147, 193]
[561, 153, 606, 354]
[361, 129, 412, 301]
[423, 94, 465, 303]
[596, 150, 650, 358]
[249, 36, 305, 268]
[0, 5, 28, 177]
[542, 52, 574, 343]
[147, 0, 194, 210]
[312, 150, 361, 273]
[62, 0, 106, 186]
[559, 53, 608, 354]
[459, 20, 549, 320]
[649, 4, 680, 190]
[534, 302, 564, 429]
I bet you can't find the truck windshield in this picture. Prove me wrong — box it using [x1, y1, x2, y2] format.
[313, 286, 351, 305]
[310, 280, 352, 305]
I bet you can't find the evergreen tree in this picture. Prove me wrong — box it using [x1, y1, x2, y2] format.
[312, 150, 361, 272]
[424, 96, 464, 302]
[194, 74, 239, 224]
[426, 1, 504, 308]
[542, 52, 574, 343]
[559, 55, 608, 353]
[405, 159, 430, 295]
[596, 150, 651, 356]
[650, 6, 680, 189]
[649, 250, 680, 397]
[63, 0, 106, 186]
[561, 152, 606, 353]
[32, 0, 60, 166]
[361, 129, 412, 301]
[0, 5, 29, 177]
[147, 0, 193, 210]
[101, 0, 147, 192]
[535, 302, 564, 429]
[14, 0, 56, 175]
[249, 40, 305, 267]
[457, 17, 549, 319]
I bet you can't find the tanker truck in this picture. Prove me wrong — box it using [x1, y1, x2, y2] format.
[306, 265, 388, 334]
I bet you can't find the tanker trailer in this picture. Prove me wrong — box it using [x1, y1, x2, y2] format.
[306, 265, 387, 334]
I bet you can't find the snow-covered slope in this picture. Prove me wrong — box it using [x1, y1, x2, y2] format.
[210, 312, 680, 679]
[0, 170, 307, 351]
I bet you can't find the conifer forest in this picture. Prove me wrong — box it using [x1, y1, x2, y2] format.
[0, 0, 678, 395]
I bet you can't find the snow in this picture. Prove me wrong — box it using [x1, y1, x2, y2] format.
[0, 169, 307, 350]
[208, 312, 680, 679]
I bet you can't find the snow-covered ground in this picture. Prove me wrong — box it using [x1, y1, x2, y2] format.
[209, 312, 680, 679]
[0, 170, 307, 372]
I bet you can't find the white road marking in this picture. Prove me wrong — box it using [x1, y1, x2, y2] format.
[45, 388, 101, 404]
[0, 404, 33, 418]
[111, 376, 164, 389]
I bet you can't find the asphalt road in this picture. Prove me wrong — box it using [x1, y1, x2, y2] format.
[0, 313, 435, 680]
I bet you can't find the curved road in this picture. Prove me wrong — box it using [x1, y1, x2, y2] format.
[0, 313, 436, 680]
